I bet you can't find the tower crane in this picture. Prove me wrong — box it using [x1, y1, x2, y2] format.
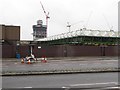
[40, 1, 50, 36]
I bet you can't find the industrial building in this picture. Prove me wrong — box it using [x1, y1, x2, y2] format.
[0, 24, 119, 58]
[34, 28, 119, 57]
[0, 24, 20, 58]
[0, 24, 20, 47]
[0, 24, 20, 41]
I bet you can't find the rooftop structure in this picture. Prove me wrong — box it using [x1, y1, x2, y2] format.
[36, 28, 119, 41]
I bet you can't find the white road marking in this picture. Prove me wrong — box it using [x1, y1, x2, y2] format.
[69, 82, 118, 87]
[105, 86, 120, 89]
[62, 86, 69, 88]
[62, 86, 70, 90]
[23, 87, 33, 88]
[17, 87, 33, 88]
[62, 82, 118, 89]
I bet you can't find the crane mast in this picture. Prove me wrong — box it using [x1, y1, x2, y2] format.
[40, 1, 50, 37]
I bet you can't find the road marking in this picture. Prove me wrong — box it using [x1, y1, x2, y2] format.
[62, 86, 69, 88]
[17, 87, 33, 88]
[70, 82, 118, 87]
[23, 87, 33, 88]
[104, 86, 120, 89]
[62, 86, 70, 90]
[62, 82, 118, 89]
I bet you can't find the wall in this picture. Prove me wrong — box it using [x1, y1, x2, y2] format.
[0, 45, 2, 58]
[2, 44, 119, 58]
[2, 45, 16, 58]
[5, 26, 20, 40]
[0, 25, 5, 40]
[105, 46, 118, 56]
[20, 45, 118, 57]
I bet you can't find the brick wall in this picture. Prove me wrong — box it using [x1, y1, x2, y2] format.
[1, 45, 119, 58]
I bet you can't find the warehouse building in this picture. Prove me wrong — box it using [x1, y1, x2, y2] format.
[0, 24, 119, 58]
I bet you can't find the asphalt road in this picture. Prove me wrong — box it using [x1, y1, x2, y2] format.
[2, 59, 118, 72]
[2, 72, 118, 89]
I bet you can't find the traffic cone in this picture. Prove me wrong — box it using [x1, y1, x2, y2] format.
[44, 57, 47, 63]
[41, 56, 44, 63]
[21, 58, 24, 63]
[27, 59, 31, 64]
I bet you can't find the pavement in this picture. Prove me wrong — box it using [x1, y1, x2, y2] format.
[1, 56, 118, 61]
[1, 56, 119, 76]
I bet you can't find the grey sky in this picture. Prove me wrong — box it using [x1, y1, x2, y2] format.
[0, 0, 119, 40]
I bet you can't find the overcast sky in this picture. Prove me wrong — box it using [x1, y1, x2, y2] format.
[0, 0, 119, 40]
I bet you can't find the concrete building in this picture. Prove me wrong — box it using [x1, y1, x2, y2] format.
[0, 24, 20, 41]
[0, 24, 20, 58]
[33, 20, 47, 40]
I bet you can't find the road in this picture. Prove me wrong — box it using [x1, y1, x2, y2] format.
[2, 72, 118, 89]
[2, 59, 118, 72]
